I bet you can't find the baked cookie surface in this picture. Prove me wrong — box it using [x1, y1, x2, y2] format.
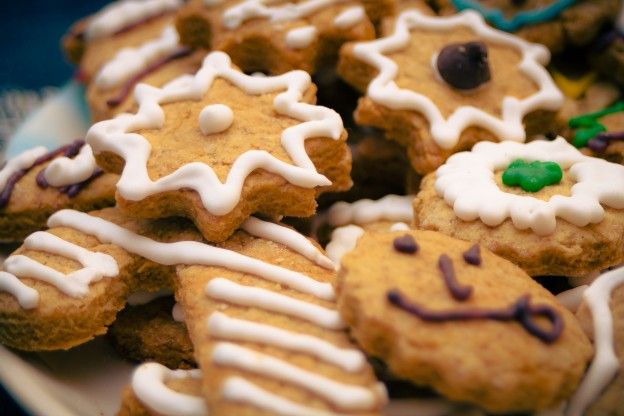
[337, 228, 592, 413]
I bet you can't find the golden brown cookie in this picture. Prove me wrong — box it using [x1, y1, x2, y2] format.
[175, 227, 386, 415]
[338, 8, 564, 174]
[88, 51, 351, 243]
[108, 296, 195, 369]
[337, 228, 592, 413]
[0, 208, 200, 351]
[175, 0, 381, 75]
[434, 0, 620, 54]
[570, 267, 624, 416]
[413, 138, 624, 277]
[0, 141, 117, 243]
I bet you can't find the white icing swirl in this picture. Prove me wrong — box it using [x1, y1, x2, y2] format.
[87, 51, 343, 216]
[94, 25, 179, 90]
[212, 342, 380, 410]
[350, 9, 563, 148]
[206, 277, 344, 329]
[285, 26, 318, 49]
[566, 267, 624, 416]
[132, 362, 207, 416]
[333, 5, 365, 29]
[435, 138, 624, 235]
[43, 144, 98, 187]
[86, 0, 182, 40]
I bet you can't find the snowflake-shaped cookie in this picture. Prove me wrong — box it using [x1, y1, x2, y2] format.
[435, 137, 624, 235]
[87, 51, 347, 241]
[350, 9, 563, 149]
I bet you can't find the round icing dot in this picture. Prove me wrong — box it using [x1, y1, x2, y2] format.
[285, 25, 317, 50]
[501, 159, 563, 193]
[436, 41, 491, 90]
[198, 104, 234, 135]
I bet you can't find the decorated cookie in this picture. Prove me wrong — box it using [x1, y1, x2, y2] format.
[569, 267, 624, 416]
[591, 29, 624, 87]
[87, 51, 351, 243]
[337, 228, 592, 412]
[108, 296, 195, 369]
[175, 0, 380, 76]
[338, 8, 564, 174]
[63, 0, 184, 84]
[0, 141, 117, 243]
[435, 0, 620, 54]
[413, 138, 624, 277]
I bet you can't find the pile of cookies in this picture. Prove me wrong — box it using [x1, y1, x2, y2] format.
[1, 0, 623, 415]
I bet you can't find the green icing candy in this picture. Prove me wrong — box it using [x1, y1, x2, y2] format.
[502, 159, 563, 193]
[568, 101, 624, 148]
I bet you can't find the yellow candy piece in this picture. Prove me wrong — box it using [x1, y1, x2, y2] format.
[552, 70, 598, 99]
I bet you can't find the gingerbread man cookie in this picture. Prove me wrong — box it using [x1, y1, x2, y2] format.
[413, 138, 624, 277]
[88, 51, 351, 242]
[338, 8, 563, 174]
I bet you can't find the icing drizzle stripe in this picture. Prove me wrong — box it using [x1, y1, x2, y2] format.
[212, 342, 379, 410]
[206, 278, 344, 329]
[241, 216, 334, 269]
[207, 311, 365, 371]
[566, 267, 624, 416]
[222, 0, 340, 29]
[132, 362, 207, 416]
[327, 194, 414, 227]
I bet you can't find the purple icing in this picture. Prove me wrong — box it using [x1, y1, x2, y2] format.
[462, 244, 482, 266]
[106, 47, 193, 108]
[387, 290, 564, 343]
[393, 234, 419, 254]
[587, 131, 624, 152]
[438, 254, 473, 301]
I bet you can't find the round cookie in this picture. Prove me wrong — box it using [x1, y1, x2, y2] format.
[337, 228, 592, 413]
[413, 138, 624, 277]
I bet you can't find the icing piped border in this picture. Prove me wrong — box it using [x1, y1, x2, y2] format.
[87, 51, 343, 216]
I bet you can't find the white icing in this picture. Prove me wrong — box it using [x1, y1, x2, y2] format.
[555, 285, 587, 312]
[351, 9, 563, 148]
[205, 277, 344, 329]
[85, 0, 182, 40]
[333, 5, 365, 29]
[0, 146, 47, 191]
[285, 26, 318, 49]
[222, 0, 339, 30]
[241, 216, 334, 269]
[0, 271, 39, 309]
[222, 376, 350, 416]
[207, 311, 364, 371]
[172, 302, 185, 322]
[3, 231, 118, 298]
[43, 144, 98, 187]
[211, 342, 380, 410]
[566, 267, 624, 416]
[87, 51, 343, 216]
[435, 138, 624, 235]
[94, 25, 179, 90]
[127, 288, 173, 306]
[325, 225, 364, 267]
[327, 194, 414, 226]
[132, 362, 207, 416]
[47, 210, 335, 300]
[198, 104, 234, 135]
[390, 222, 410, 231]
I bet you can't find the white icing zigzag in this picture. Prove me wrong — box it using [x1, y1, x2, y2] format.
[566, 267, 624, 416]
[435, 138, 624, 235]
[43, 144, 98, 187]
[327, 194, 414, 226]
[87, 51, 343, 216]
[351, 9, 563, 149]
[0, 147, 47, 192]
[86, 0, 182, 40]
[221, 0, 342, 29]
